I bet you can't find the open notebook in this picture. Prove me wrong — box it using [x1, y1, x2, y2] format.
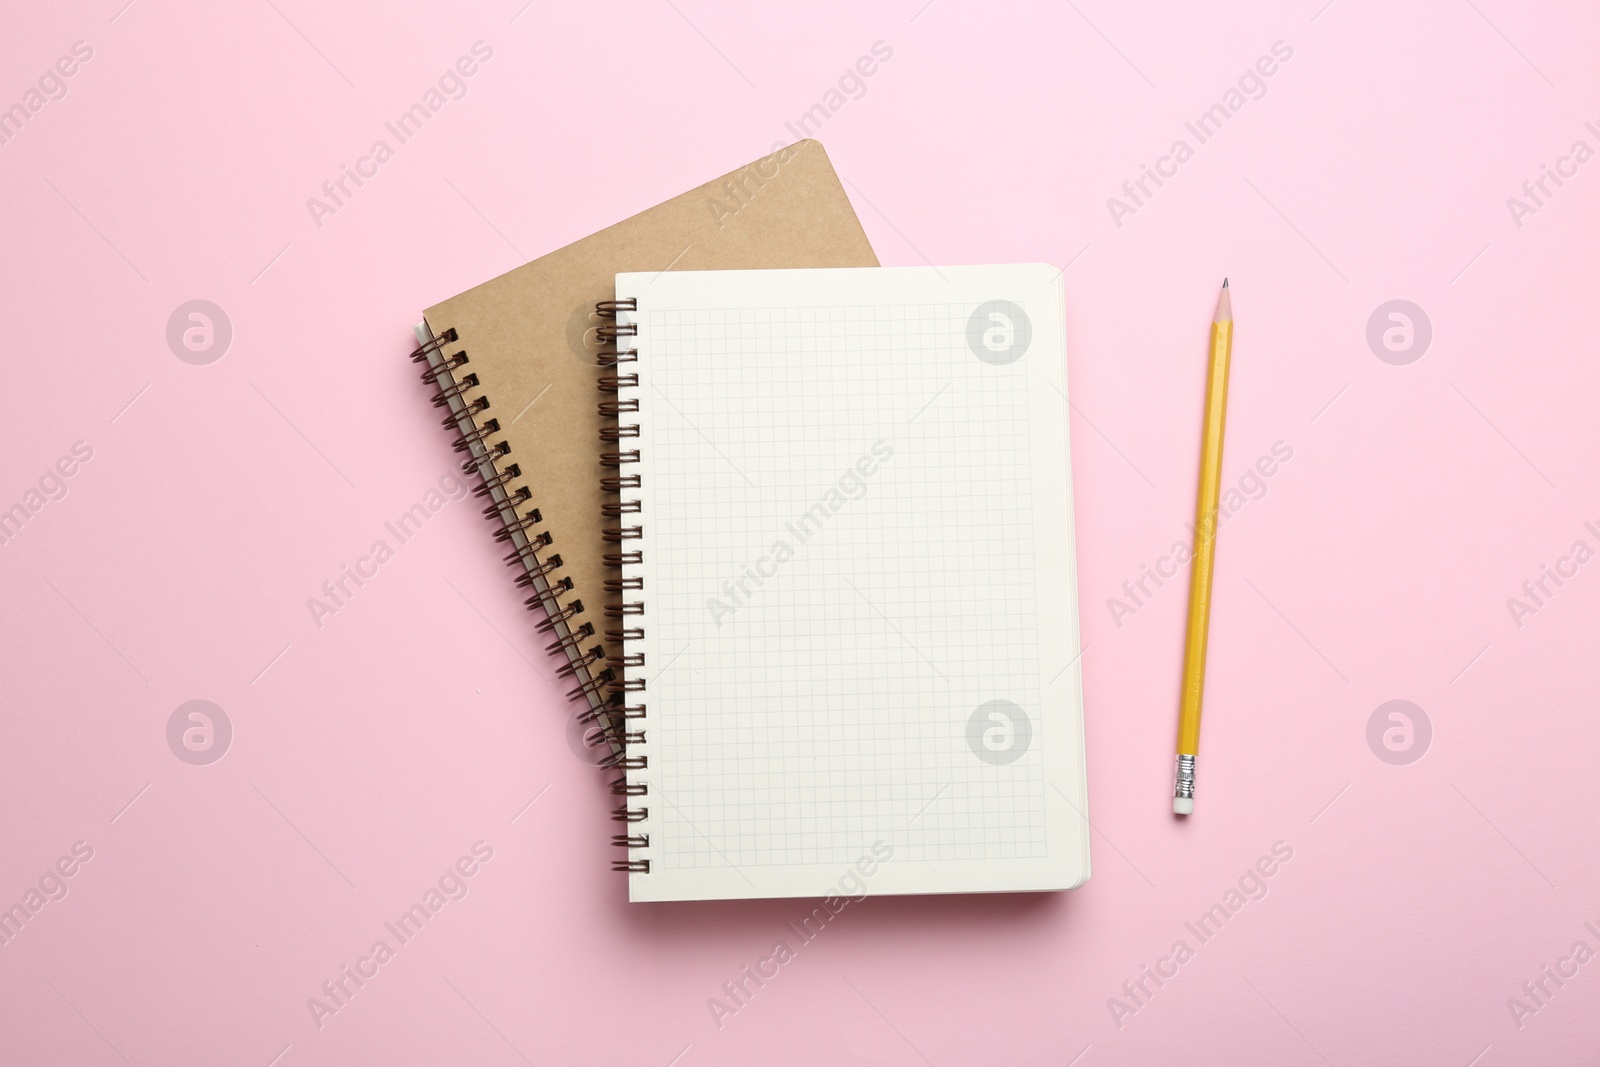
[597, 265, 1089, 901]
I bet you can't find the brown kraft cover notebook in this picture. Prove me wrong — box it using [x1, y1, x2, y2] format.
[410, 140, 878, 764]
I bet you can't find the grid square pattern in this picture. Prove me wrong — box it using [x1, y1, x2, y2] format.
[631, 300, 1049, 871]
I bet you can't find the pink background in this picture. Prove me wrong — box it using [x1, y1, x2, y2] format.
[3, 0, 1598, 1063]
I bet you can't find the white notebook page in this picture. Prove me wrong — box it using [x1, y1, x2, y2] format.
[614, 265, 1087, 902]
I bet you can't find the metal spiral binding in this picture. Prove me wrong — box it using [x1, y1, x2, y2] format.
[594, 297, 652, 873]
[408, 323, 628, 785]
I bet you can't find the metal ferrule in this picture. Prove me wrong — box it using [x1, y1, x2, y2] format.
[1173, 754, 1196, 800]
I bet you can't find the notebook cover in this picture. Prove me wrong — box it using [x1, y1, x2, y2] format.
[421, 141, 879, 711]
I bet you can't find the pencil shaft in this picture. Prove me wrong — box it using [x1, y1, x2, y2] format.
[1177, 317, 1233, 755]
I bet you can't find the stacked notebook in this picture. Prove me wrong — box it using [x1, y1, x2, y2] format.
[411, 142, 1088, 901]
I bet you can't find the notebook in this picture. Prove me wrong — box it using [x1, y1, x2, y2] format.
[409, 141, 878, 764]
[596, 264, 1089, 901]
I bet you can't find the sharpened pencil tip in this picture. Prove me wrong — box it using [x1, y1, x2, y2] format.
[1222, 278, 1229, 288]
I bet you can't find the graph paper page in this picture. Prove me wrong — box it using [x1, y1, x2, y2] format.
[614, 265, 1087, 902]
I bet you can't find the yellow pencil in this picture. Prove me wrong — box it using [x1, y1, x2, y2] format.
[1174, 279, 1232, 816]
